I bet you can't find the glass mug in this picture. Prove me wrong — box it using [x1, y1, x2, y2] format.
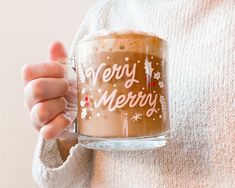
[63, 31, 170, 150]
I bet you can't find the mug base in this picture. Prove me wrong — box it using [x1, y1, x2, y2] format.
[79, 132, 170, 151]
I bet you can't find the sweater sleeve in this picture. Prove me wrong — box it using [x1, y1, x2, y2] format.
[32, 1, 112, 188]
[32, 136, 93, 188]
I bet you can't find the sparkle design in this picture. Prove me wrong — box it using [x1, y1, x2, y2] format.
[81, 108, 87, 119]
[153, 90, 156, 93]
[131, 113, 143, 122]
[89, 88, 92, 91]
[113, 84, 117, 87]
[90, 95, 93, 99]
[80, 100, 85, 107]
[153, 72, 161, 80]
[96, 113, 100, 117]
[151, 56, 154, 59]
[124, 112, 128, 116]
[98, 89, 102, 93]
[107, 56, 110, 59]
[153, 118, 156, 121]
[125, 57, 129, 61]
[159, 115, 162, 119]
[142, 87, 145, 90]
[137, 60, 141, 63]
[158, 81, 164, 88]
[144, 59, 153, 78]
[90, 108, 93, 111]
[81, 88, 86, 94]
[89, 116, 91, 120]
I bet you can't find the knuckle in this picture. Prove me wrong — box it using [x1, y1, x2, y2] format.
[36, 104, 50, 124]
[30, 80, 46, 99]
[30, 103, 50, 125]
[21, 64, 32, 81]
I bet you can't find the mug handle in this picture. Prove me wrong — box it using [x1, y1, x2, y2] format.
[58, 56, 79, 139]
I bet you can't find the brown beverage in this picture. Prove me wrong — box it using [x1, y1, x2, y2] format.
[76, 31, 169, 138]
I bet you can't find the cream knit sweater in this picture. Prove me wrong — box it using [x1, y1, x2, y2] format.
[32, 0, 235, 187]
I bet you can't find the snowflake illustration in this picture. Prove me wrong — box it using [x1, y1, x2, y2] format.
[80, 100, 85, 107]
[131, 113, 143, 122]
[158, 81, 164, 88]
[153, 72, 161, 80]
[81, 108, 87, 119]
[144, 59, 153, 78]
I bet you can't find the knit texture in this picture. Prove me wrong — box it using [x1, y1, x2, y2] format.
[32, 0, 235, 187]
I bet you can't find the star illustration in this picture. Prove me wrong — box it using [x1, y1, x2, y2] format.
[153, 72, 161, 80]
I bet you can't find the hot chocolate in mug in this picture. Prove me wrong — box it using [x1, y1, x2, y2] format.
[63, 31, 170, 150]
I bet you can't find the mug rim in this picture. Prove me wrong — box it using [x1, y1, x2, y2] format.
[79, 30, 167, 45]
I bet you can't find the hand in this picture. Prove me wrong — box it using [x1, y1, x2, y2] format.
[21, 42, 77, 140]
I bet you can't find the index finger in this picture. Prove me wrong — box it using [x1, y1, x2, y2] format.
[21, 62, 65, 85]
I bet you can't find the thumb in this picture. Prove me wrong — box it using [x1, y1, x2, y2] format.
[49, 41, 67, 62]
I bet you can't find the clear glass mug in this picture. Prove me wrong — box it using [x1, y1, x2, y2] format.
[63, 31, 170, 150]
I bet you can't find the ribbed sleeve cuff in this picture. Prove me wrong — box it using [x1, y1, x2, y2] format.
[32, 136, 93, 188]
